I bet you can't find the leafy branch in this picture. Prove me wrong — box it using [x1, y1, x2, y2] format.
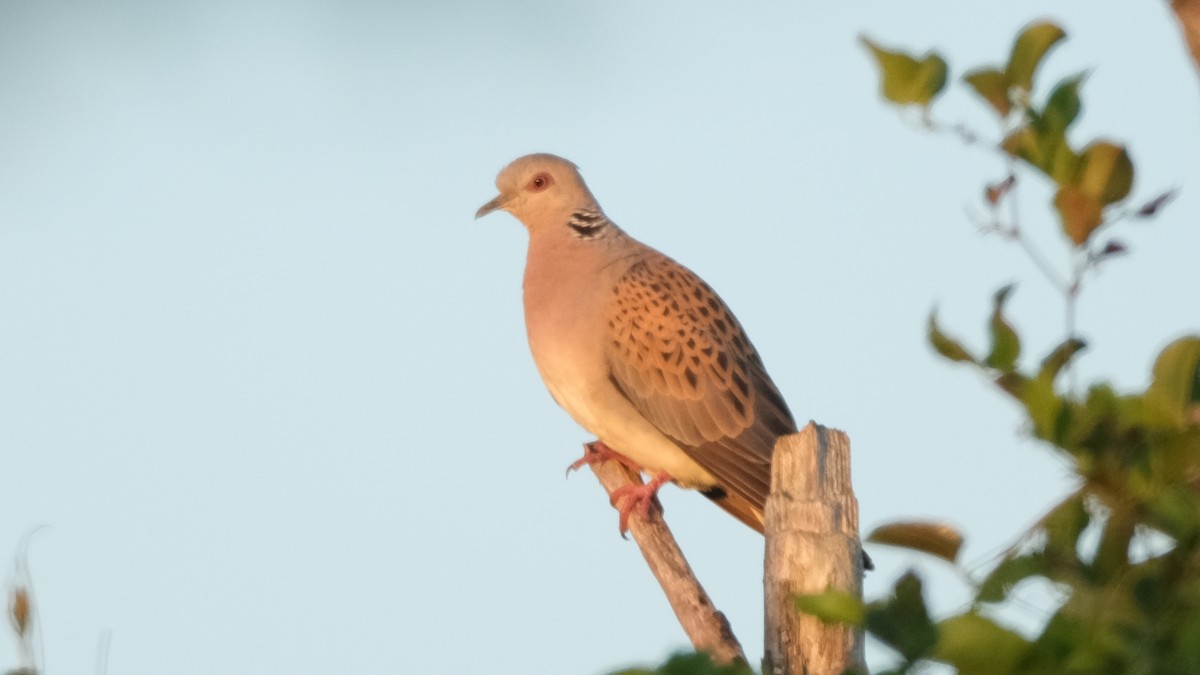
[790, 20, 1200, 674]
[863, 22, 1176, 346]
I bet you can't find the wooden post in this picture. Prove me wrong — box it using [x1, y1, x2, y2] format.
[763, 423, 865, 675]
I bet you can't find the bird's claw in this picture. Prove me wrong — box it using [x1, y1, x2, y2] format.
[609, 471, 671, 536]
[564, 441, 643, 477]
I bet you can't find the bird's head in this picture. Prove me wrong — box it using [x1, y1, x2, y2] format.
[475, 153, 603, 233]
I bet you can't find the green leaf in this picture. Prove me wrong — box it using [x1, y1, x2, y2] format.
[985, 284, 1021, 372]
[1015, 338, 1085, 443]
[1146, 486, 1200, 542]
[1143, 432, 1200, 498]
[933, 613, 1032, 674]
[1018, 373, 1068, 443]
[860, 36, 949, 106]
[1039, 338, 1088, 382]
[1002, 125, 1079, 185]
[1041, 493, 1089, 565]
[661, 653, 755, 675]
[928, 311, 976, 364]
[794, 589, 866, 625]
[866, 572, 938, 662]
[1054, 184, 1104, 246]
[1005, 21, 1067, 92]
[1077, 141, 1134, 205]
[868, 521, 964, 563]
[1045, 139, 1082, 186]
[1074, 383, 1126, 451]
[609, 652, 756, 675]
[964, 68, 1012, 117]
[1001, 128, 1036, 164]
[1092, 507, 1134, 580]
[1143, 336, 1200, 428]
[1040, 73, 1087, 135]
[978, 554, 1047, 603]
[1177, 615, 1200, 673]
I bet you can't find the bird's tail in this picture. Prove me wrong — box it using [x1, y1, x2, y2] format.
[702, 487, 764, 534]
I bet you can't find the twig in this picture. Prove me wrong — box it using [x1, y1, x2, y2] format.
[586, 456, 747, 666]
[1013, 226, 1072, 296]
[96, 629, 111, 675]
[918, 115, 995, 148]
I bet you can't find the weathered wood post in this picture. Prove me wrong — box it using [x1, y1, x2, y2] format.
[763, 422, 866, 674]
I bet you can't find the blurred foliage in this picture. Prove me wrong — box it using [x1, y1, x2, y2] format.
[617, 17, 1198, 675]
[860, 37, 948, 106]
[797, 18, 1200, 675]
[867, 521, 964, 564]
[861, 20, 1172, 252]
[803, 317, 1200, 673]
[611, 652, 756, 675]
[5, 531, 41, 675]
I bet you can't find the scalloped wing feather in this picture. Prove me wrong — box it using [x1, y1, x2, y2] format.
[605, 254, 798, 514]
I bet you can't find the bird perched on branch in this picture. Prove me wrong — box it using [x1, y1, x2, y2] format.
[477, 153, 798, 534]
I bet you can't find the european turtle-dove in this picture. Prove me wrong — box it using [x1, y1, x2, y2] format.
[477, 153, 798, 533]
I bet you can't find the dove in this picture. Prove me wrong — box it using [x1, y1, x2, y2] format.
[476, 153, 798, 534]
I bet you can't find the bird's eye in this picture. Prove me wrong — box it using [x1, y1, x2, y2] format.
[528, 173, 554, 191]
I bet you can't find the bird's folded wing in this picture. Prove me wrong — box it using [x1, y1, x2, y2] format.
[604, 255, 797, 510]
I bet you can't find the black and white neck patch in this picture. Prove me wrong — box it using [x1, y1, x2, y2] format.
[567, 209, 610, 239]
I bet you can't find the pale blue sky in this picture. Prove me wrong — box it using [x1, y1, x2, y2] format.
[2, 2, 1197, 673]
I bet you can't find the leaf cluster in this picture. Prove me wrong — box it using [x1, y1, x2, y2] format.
[862, 22, 1150, 250]
[787, 20, 1200, 674]
[797, 309, 1199, 674]
[611, 652, 756, 675]
[819, 299, 1200, 673]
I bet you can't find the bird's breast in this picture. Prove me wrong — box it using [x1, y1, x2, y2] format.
[521, 241, 621, 432]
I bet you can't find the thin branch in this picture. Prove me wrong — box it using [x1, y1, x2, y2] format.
[921, 115, 997, 148]
[95, 629, 111, 675]
[586, 454, 747, 665]
[966, 201, 1071, 296]
[1013, 226, 1072, 296]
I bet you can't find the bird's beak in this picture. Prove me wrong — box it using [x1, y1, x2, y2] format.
[475, 194, 509, 219]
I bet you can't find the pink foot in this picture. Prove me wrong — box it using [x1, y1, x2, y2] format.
[565, 441, 644, 475]
[610, 471, 672, 536]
